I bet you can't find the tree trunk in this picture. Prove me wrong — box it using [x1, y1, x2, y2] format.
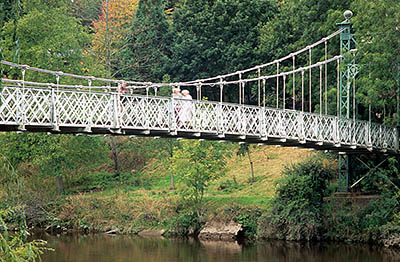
[170, 171, 175, 190]
[105, 0, 111, 72]
[56, 175, 64, 193]
[109, 136, 119, 175]
[247, 149, 255, 183]
[169, 139, 175, 190]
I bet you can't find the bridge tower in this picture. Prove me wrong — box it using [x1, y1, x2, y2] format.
[337, 10, 358, 192]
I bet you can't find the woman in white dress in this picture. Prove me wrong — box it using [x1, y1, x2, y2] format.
[172, 87, 182, 125]
[180, 90, 193, 127]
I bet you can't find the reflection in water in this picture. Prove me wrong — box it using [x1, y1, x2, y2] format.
[35, 232, 399, 262]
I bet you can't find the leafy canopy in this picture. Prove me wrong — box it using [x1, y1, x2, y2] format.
[172, 140, 231, 214]
[120, 0, 170, 82]
[1, 1, 103, 82]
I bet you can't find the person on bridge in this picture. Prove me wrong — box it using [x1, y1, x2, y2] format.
[172, 87, 182, 99]
[117, 81, 129, 112]
[180, 90, 193, 127]
[117, 81, 129, 95]
[172, 87, 182, 126]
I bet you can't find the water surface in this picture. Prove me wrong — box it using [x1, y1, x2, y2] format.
[35, 232, 399, 262]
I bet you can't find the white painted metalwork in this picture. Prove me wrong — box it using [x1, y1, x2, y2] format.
[0, 85, 398, 154]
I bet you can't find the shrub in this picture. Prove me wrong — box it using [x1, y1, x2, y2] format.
[167, 211, 200, 237]
[0, 208, 52, 261]
[323, 191, 400, 243]
[258, 156, 334, 241]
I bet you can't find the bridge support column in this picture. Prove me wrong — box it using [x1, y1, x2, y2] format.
[337, 11, 358, 192]
[338, 153, 350, 192]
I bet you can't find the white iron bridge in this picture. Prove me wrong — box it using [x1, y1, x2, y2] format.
[1, 17, 399, 155]
[0, 84, 398, 154]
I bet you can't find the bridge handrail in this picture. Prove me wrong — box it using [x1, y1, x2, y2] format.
[0, 85, 397, 153]
[1, 83, 396, 129]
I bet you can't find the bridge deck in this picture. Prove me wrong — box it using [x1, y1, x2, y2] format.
[0, 85, 398, 154]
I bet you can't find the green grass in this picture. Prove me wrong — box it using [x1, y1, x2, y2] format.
[0, 145, 312, 232]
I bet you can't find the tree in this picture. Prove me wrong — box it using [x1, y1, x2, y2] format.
[0, 0, 23, 83]
[172, 140, 231, 217]
[237, 144, 255, 183]
[351, 0, 400, 124]
[151, 138, 181, 190]
[94, 0, 139, 174]
[262, 156, 335, 241]
[107, 136, 157, 173]
[257, 0, 353, 113]
[0, 157, 52, 260]
[1, 1, 104, 82]
[37, 135, 108, 193]
[68, 0, 103, 31]
[91, 0, 139, 76]
[120, 0, 170, 82]
[0, 133, 108, 193]
[166, 0, 276, 102]
[258, 0, 353, 61]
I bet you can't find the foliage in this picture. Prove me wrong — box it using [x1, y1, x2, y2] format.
[380, 209, 400, 248]
[68, 0, 103, 30]
[68, 171, 148, 193]
[0, 133, 108, 189]
[166, 0, 276, 101]
[171, 140, 231, 233]
[0, 207, 51, 262]
[0, 0, 22, 84]
[258, 156, 335, 241]
[91, 0, 139, 75]
[258, 0, 352, 60]
[0, 153, 25, 210]
[323, 192, 400, 243]
[217, 179, 241, 193]
[1, 1, 103, 82]
[257, 0, 353, 113]
[120, 0, 170, 82]
[109, 136, 177, 173]
[358, 157, 400, 194]
[167, 206, 200, 236]
[351, 0, 400, 124]
[222, 205, 263, 239]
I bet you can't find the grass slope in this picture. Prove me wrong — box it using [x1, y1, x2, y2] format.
[209, 146, 312, 207]
[2, 145, 312, 232]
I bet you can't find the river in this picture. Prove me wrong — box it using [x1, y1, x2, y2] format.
[35, 232, 399, 262]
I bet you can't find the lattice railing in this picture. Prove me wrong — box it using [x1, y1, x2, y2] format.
[0, 85, 398, 153]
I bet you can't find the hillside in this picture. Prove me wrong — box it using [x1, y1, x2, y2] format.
[47, 146, 311, 233]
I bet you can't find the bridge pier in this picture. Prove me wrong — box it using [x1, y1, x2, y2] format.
[337, 11, 357, 192]
[338, 153, 350, 192]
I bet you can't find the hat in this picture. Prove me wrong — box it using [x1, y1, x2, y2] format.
[172, 87, 181, 92]
[182, 90, 190, 95]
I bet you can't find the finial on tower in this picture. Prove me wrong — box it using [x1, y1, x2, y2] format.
[344, 10, 353, 22]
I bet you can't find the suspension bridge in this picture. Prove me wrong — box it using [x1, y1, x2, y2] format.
[0, 11, 398, 190]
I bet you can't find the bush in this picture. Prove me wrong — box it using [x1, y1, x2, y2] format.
[0, 208, 52, 261]
[222, 205, 263, 239]
[258, 156, 334, 241]
[323, 191, 400, 243]
[167, 206, 202, 237]
[380, 222, 400, 248]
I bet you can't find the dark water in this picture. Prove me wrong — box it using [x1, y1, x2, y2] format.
[35, 232, 399, 262]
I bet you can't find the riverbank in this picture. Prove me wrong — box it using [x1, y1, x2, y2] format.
[3, 146, 308, 236]
[2, 146, 400, 249]
[17, 146, 307, 232]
